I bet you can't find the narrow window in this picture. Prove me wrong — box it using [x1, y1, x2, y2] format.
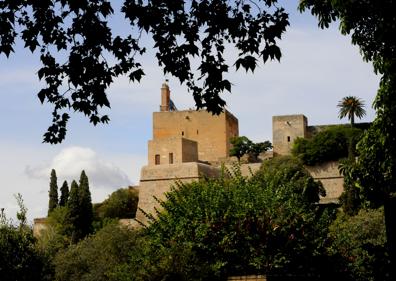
[182, 131, 184, 136]
[287, 136, 291, 142]
[155, 154, 160, 165]
[169, 153, 174, 164]
[197, 129, 199, 135]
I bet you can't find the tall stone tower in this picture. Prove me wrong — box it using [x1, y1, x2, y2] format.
[149, 83, 239, 163]
[134, 83, 238, 225]
[272, 114, 308, 156]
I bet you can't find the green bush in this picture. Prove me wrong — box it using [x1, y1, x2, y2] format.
[94, 188, 138, 220]
[53, 223, 141, 281]
[0, 196, 49, 281]
[0, 225, 46, 281]
[128, 158, 328, 280]
[327, 208, 390, 281]
[292, 126, 363, 165]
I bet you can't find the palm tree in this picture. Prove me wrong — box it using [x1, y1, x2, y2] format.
[337, 96, 366, 127]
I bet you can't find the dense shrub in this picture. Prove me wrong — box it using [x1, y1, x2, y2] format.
[0, 196, 49, 281]
[0, 225, 46, 281]
[327, 208, 390, 281]
[118, 158, 329, 280]
[94, 188, 138, 219]
[292, 126, 363, 165]
[53, 223, 141, 281]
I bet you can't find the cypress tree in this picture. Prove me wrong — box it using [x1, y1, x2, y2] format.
[66, 180, 81, 243]
[48, 169, 58, 215]
[78, 170, 93, 237]
[59, 180, 69, 207]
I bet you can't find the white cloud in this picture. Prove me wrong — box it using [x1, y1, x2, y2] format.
[25, 146, 132, 190]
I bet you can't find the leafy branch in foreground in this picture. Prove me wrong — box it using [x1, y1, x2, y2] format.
[0, 0, 289, 143]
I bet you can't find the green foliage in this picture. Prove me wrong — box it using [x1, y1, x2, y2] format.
[0, 196, 47, 281]
[15, 193, 28, 227]
[64, 172, 93, 243]
[48, 169, 58, 215]
[94, 188, 138, 220]
[229, 136, 252, 161]
[78, 170, 93, 238]
[230, 136, 272, 161]
[53, 224, 141, 281]
[327, 208, 390, 281]
[292, 126, 363, 165]
[337, 96, 366, 127]
[139, 158, 326, 279]
[0, 226, 44, 281]
[59, 181, 69, 207]
[257, 156, 326, 203]
[110, 235, 209, 281]
[0, 1, 289, 143]
[43, 206, 72, 252]
[338, 159, 364, 215]
[299, 1, 396, 272]
[249, 141, 272, 158]
[66, 180, 81, 243]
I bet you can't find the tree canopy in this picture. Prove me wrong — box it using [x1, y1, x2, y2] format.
[299, 0, 396, 275]
[48, 169, 58, 215]
[0, 0, 289, 143]
[337, 96, 366, 127]
[291, 125, 363, 166]
[59, 180, 69, 207]
[143, 158, 326, 278]
[229, 136, 272, 161]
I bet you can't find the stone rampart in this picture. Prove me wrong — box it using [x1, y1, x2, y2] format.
[305, 161, 343, 203]
[135, 162, 221, 225]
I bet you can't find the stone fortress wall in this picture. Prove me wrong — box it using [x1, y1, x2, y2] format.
[134, 85, 344, 226]
[272, 114, 344, 203]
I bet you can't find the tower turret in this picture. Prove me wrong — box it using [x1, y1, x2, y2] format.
[160, 82, 170, 111]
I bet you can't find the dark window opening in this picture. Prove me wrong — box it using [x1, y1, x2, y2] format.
[169, 153, 173, 164]
[155, 154, 160, 165]
[197, 130, 199, 135]
[182, 131, 184, 136]
[287, 136, 291, 142]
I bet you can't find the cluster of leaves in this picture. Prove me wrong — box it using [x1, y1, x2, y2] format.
[139, 157, 326, 279]
[326, 208, 390, 281]
[229, 136, 272, 161]
[337, 96, 366, 127]
[53, 223, 141, 281]
[291, 125, 363, 166]
[94, 188, 138, 220]
[0, 195, 49, 281]
[0, 0, 289, 143]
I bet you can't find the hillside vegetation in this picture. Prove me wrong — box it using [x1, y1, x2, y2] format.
[291, 125, 364, 165]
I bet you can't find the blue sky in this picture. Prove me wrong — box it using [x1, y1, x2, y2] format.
[0, 1, 380, 221]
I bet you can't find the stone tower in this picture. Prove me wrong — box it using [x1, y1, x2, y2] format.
[272, 114, 308, 156]
[134, 83, 239, 225]
[149, 83, 239, 163]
